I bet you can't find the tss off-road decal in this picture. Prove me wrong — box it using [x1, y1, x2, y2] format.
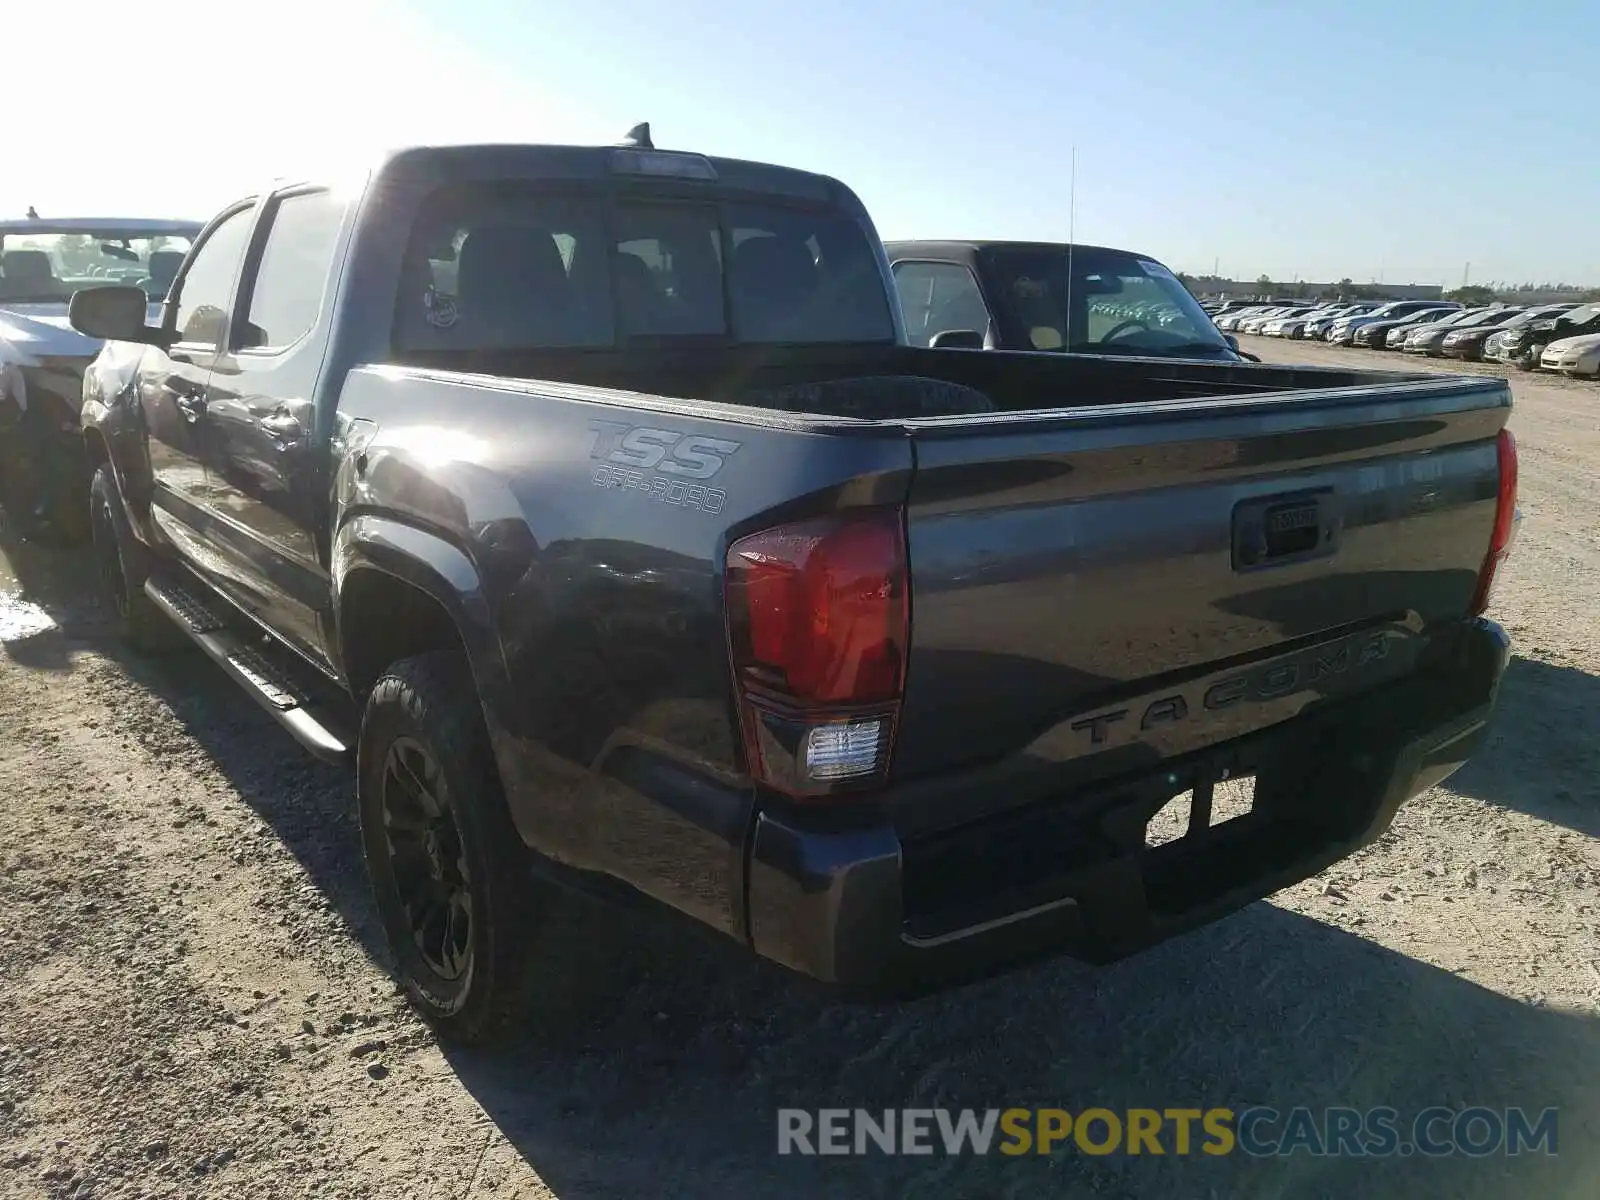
[587, 420, 741, 514]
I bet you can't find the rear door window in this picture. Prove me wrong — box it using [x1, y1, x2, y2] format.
[239, 190, 347, 350]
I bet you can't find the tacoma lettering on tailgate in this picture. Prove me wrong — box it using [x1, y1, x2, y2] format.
[1067, 628, 1403, 748]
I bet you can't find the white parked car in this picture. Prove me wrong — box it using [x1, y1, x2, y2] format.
[1539, 332, 1600, 378]
[1261, 305, 1343, 337]
[0, 215, 202, 535]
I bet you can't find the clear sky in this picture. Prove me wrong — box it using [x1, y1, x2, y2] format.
[9, 0, 1594, 287]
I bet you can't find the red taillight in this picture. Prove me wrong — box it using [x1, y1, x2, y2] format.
[1470, 428, 1519, 615]
[725, 508, 908, 797]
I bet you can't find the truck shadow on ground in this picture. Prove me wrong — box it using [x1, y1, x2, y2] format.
[5, 535, 1595, 1199]
[1447, 654, 1600, 838]
[443, 898, 1600, 1199]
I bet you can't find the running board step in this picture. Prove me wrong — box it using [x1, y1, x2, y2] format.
[144, 578, 353, 766]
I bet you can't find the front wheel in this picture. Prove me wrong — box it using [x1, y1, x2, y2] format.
[357, 651, 547, 1045]
[88, 463, 185, 651]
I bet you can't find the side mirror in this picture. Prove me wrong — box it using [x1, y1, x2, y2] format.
[1222, 333, 1240, 351]
[68, 285, 164, 345]
[929, 328, 984, 351]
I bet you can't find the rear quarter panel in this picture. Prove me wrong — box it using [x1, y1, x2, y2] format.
[333, 367, 912, 938]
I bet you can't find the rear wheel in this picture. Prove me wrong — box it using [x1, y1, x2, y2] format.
[357, 651, 547, 1045]
[88, 463, 185, 652]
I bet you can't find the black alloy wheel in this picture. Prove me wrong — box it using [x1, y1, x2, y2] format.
[357, 652, 547, 1044]
[380, 736, 474, 982]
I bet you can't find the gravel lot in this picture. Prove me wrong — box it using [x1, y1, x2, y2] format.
[0, 338, 1596, 1198]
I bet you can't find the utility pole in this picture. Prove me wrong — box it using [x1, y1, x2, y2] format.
[1462, 261, 1471, 287]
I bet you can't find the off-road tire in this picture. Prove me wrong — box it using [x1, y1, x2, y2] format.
[357, 651, 546, 1045]
[88, 463, 186, 652]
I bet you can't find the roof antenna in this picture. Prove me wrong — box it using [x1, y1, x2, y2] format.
[26, 205, 39, 220]
[619, 122, 654, 150]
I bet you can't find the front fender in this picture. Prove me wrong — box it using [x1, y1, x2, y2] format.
[82, 343, 159, 531]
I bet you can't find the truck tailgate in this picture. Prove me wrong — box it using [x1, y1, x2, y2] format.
[893, 377, 1510, 790]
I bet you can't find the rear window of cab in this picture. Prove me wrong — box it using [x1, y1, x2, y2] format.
[394, 185, 895, 351]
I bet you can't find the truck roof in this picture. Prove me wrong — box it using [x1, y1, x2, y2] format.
[373, 141, 847, 207]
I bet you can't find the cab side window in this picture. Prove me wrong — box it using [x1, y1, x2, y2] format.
[172, 207, 254, 347]
[892, 261, 991, 347]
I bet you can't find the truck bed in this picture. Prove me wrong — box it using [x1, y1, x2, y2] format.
[363, 343, 1509, 808]
[392, 342, 1448, 418]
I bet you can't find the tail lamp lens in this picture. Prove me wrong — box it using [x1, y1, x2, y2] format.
[725, 509, 907, 797]
[1470, 428, 1519, 615]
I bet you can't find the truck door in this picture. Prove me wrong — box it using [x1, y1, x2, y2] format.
[138, 201, 255, 559]
[200, 187, 347, 668]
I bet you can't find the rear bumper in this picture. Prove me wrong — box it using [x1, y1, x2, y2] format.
[746, 618, 1510, 998]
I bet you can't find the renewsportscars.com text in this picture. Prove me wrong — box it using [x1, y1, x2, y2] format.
[776, 1106, 1558, 1158]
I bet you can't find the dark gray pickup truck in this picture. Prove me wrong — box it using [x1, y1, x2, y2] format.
[69, 130, 1517, 1044]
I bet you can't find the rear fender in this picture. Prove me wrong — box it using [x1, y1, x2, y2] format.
[332, 514, 567, 845]
[331, 513, 507, 698]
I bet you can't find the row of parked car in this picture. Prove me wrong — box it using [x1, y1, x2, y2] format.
[1207, 297, 1600, 379]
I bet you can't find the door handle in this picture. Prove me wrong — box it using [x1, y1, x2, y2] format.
[260, 412, 305, 445]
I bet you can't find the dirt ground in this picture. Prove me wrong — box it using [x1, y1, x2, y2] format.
[0, 338, 1596, 1199]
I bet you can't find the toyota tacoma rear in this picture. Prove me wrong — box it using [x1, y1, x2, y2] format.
[69, 128, 1516, 1040]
